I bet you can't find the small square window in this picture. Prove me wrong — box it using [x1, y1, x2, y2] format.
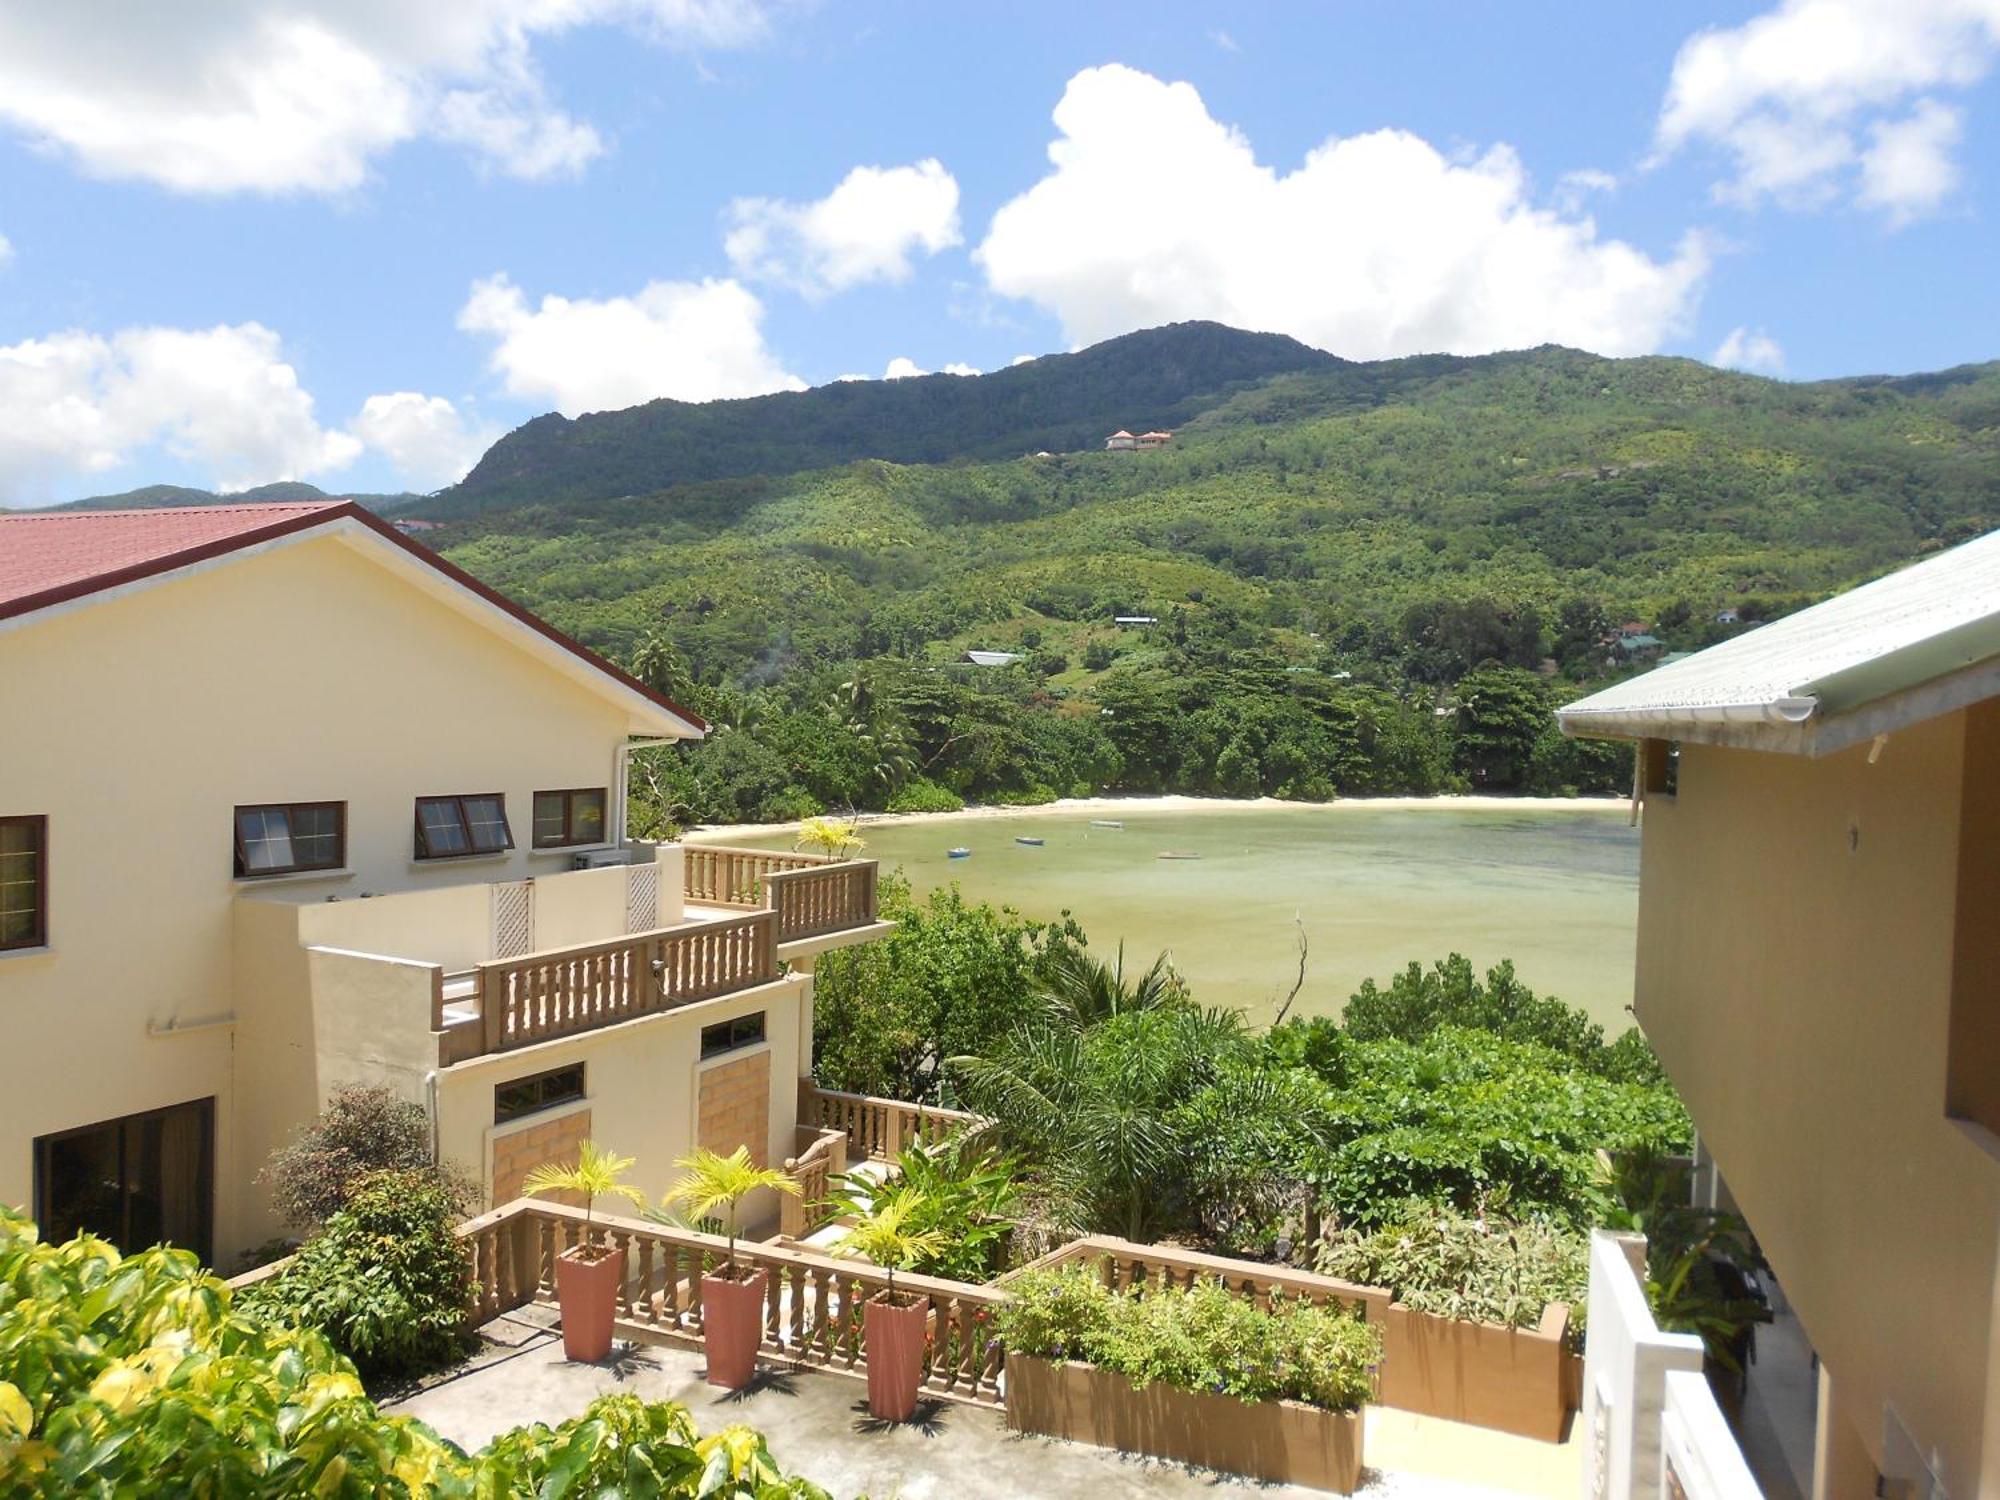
[415, 795, 513, 859]
[1, 815, 47, 950]
[234, 803, 344, 877]
[532, 788, 609, 849]
[700, 1012, 766, 1060]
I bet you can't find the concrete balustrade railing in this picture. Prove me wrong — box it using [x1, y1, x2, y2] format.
[436, 910, 780, 1065]
[454, 1198, 1009, 1407]
[779, 1126, 848, 1239]
[798, 1083, 984, 1162]
[684, 845, 881, 945]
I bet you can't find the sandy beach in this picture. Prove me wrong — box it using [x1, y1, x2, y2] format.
[683, 792, 1631, 842]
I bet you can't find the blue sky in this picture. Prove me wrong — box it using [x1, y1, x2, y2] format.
[0, 0, 1995, 505]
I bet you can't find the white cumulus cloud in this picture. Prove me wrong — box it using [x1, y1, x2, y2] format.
[1711, 326, 1787, 373]
[0, 232, 12, 267]
[457, 273, 804, 415]
[725, 159, 963, 297]
[0, 322, 361, 506]
[1654, 0, 2000, 222]
[976, 65, 1709, 360]
[0, 1, 770, 195]
[350, 392, 497, 490]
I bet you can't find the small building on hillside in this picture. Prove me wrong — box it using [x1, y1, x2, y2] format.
[1559, 528, 2000, 1500]
[1104, 430, 1138, 451]
[1715, 607, 1741, 625]
[961, 649, 1024, 667]
[1113, 614, 1158, 627]
[1136, 430, 1174, 449]
[1615, 632, 1666, 662]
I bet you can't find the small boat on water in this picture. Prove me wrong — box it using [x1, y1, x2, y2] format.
[947, 847, 972, 859]
[1157, 850, 1201, 860]
[1089, 819, 1124, 829]
[1014, 836, 1045, 847]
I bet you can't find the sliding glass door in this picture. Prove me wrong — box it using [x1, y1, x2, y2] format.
[35, 1097, 214, 1263]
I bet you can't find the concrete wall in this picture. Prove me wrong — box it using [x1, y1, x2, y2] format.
[1660, 1371, 1761, 1500]
[1580, 1230, 1706, 1500]
[431, 974, 809, 1234]
[1632, 705, 2000, 1497]
[0, 532, 650, 1260]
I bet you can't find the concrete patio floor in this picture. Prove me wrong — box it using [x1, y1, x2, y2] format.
[387, 1322, 1580, 1499]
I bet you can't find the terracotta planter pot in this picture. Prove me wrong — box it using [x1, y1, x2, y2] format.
[864, 1292, 930, 1421]
[702, 1267, 769, 1389]
[553, 1244, 623, 1363]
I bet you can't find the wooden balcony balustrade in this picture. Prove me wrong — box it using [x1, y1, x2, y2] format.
[434, 910, 779, 1065]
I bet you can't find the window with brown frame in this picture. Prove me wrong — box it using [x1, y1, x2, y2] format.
[1, 815, 47, 950]
[233, 802, 345, 877]
[414, 794, 513, 859]
[532, 788, 608, 848]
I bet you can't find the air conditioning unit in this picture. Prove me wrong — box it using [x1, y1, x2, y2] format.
[571, 849, 630, 871]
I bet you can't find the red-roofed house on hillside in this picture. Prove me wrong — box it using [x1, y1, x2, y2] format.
[1104, 429, 1138, 451]
[1136, 430, 1173, 449]
[0, 503, 890, 1266]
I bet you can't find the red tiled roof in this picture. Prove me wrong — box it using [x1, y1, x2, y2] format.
[0, 501, 706, 732]
[0, 502, 346, 611]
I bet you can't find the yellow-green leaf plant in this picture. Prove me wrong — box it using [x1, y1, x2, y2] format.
[520, 1140, 647, 1252]
[656, 1146, 800, 1276]
[795, 815, 864, 858]
[831, 1186, 949, 1303]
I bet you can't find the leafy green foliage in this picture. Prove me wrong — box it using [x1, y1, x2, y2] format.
[883, 778, 963, 813]
[811, 872, 1086, 1102]
[474, 1395, 828, 1498]
[829, 1136, 1022, 1282]
[996, 1265, 1380, 1412]
[1342, 954, 1625, 1071]
[238, 1171, 472, 1383]
[1315, 1209, 1587, 1330]
[261, 1083, 475, 1236]
[431, 337, 1997, 816]
[0, 1209, 830, 1497]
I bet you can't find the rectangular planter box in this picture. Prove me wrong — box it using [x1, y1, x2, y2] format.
[1005, 1354, 1365, 1494]
[1376, 1302, 1571, 1441]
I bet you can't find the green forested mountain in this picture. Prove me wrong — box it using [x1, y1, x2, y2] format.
[54, 480, 426, 512]
[417, 329, 1997, 826]
[442, 322, 1337, 512]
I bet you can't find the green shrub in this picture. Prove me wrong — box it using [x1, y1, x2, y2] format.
[997, 1264, 1379, 1411]
[0, 1209, 828, 1497]
[239, 1170, 473, 1383]
[831, 1135, 1022, 1281]
[884, 778, 965, 814]
[1315, 1209, 1588, 1330]
[261, 1083, 476, 1234]
[992, 784, 1060, 806]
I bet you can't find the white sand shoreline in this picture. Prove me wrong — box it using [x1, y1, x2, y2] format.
[683, 792, 1630, 843]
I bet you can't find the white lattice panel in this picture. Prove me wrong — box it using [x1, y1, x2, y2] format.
[492, 880, 536, 958]
[626, 862, 659, 933]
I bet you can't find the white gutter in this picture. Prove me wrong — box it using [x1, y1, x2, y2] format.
[1558, 695, 1819, 737]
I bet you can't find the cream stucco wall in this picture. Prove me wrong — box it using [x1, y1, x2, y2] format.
[432, 976, 809, 1237]
[0, 532, 677, 1261]
[1632, 706, 2000, 1497]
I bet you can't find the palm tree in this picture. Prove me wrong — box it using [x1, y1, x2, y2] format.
[951, 1003, 1246, 1241]
[796, 815, 865, 858]
[520, 1141, 648, 1250]
[655, 1146, 799, 1276]
[1035, 943, 1185, 1029]
[832, 1187, 948, 1303]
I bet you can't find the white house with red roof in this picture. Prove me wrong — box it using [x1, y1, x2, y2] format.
[0, 503, 889, 1265]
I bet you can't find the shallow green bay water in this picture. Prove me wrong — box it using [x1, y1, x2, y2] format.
[746, 805, 1641, 1032]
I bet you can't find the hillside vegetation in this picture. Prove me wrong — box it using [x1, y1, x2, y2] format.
[424, 328, 1999, 825]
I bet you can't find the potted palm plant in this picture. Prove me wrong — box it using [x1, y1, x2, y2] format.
[519, 1141, 647, 1363]
[833, 1186, 947, 1421]
[658, 1146, 799, 1389]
